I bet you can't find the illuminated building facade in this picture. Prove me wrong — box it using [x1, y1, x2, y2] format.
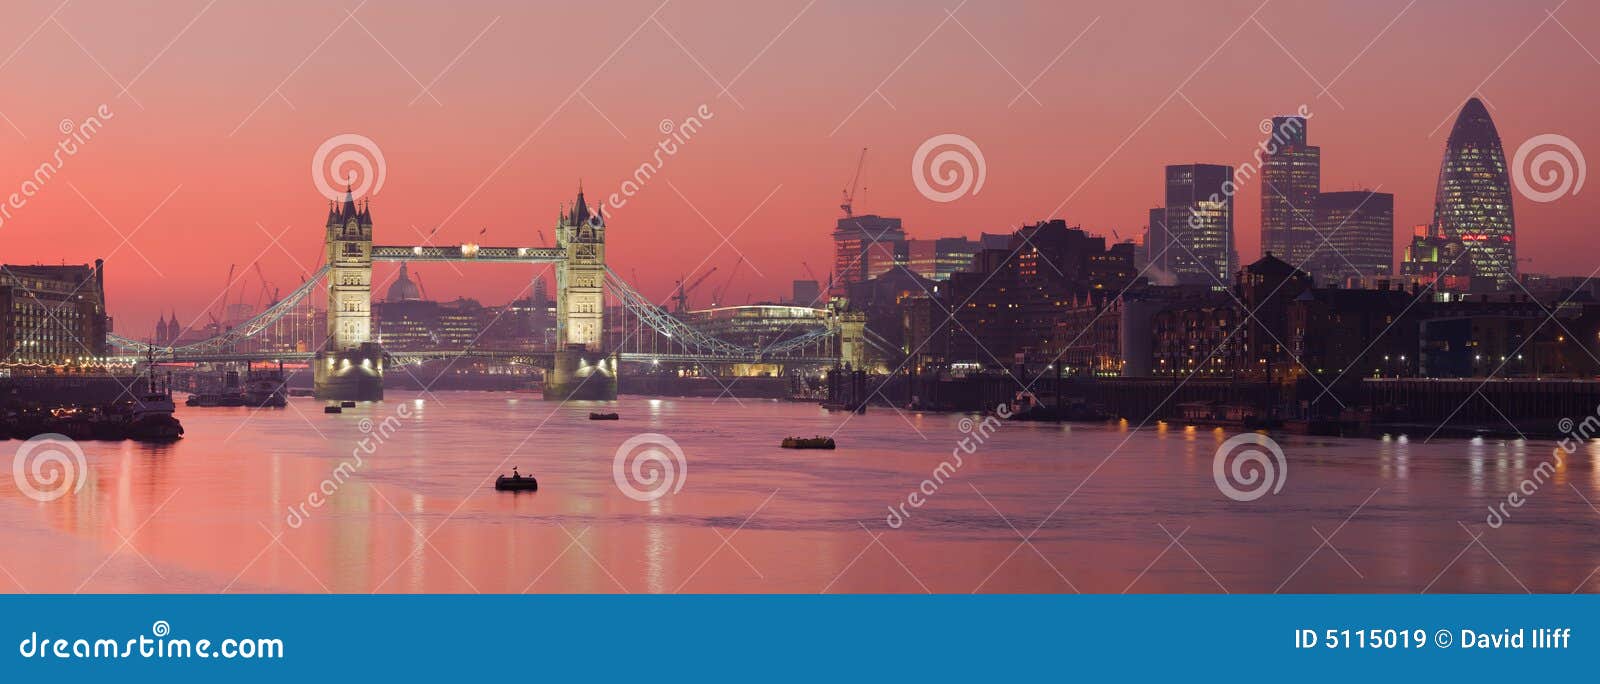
[906, 237, 979, 281]
[1163, 164, 1234, 288]
[0, 260, 108, 365]
[1260, 115, 1321, 266]
[1432, 97, 1516, 290]
[832, 215, 905, 294]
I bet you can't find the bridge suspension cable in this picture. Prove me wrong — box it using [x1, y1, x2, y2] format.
[110, 265, 331, 358]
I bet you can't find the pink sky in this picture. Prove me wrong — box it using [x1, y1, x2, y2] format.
[1, 0, 1597, 335]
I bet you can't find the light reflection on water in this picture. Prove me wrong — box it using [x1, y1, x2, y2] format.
[0, 392, 1598, 594]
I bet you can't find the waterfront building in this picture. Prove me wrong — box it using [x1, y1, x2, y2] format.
[1231, 254, 1312, 379]
[1431, 97, 1517, 289]
[1163, 164, 1235, 288]
[1418, 300, 1595, 378]
[1152, 300, 1234, 376]
[1260, 115, 1321, 266]
[0, 260, 109, 365]
[1287, 286, 1421, 380]
[1309, 190, 1394, 286]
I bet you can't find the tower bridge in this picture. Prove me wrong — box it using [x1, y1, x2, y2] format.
[109, 185, 859, 401]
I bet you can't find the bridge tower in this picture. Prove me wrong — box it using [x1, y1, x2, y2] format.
[314, 188, 384, 400]
[545, 185, 617, 400]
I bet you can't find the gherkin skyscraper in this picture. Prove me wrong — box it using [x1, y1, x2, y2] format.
[1431, 97, 1516, 289]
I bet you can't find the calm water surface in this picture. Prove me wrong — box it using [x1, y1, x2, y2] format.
[2, 392, 1598, 593]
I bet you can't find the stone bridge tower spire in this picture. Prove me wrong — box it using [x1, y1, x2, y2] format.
[314, 187, 384, 400]
[546, 183, 617, 400]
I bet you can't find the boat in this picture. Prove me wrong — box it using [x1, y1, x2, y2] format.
[340, 400, 357, 408]
[119, 361, 183, 442]
[781, 436, 836, 449]
[244, 363, 288, 408]
[324, 405, 342, 414]
[494, 473, 539, 491]
[589, 412, 620, 420]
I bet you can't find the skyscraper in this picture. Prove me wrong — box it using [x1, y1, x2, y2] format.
[1260, 115, 1320, 266]
[1431, 97, 1516, 290]
[1310, 190, 1394, 286]
[832, 214, 905, 295]
[1163, 163, 1234, 288]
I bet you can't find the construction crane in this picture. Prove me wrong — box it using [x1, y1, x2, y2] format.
[218, 264, 235, 319]
[413, 268, 431, 301]
[253, 262, 276, 307]
[839, 147, 867, 218]
[673, 267, 717, 314]
[713, 257, 744, 307]
[801, 261, 820, 282]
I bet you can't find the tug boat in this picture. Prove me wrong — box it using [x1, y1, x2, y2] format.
[120, 358, 183, 441]
[781, 436, 836, 450]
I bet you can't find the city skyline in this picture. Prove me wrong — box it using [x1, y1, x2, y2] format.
[0, 1, 1596, 330]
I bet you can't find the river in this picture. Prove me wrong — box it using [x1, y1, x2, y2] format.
[1, 392, 1596, 593]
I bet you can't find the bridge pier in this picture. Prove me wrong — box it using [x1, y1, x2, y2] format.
[314, 342, 385, 401]
[544, 347, 617, 400]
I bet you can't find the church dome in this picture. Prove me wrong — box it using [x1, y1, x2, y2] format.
[387, 262, 423, 303]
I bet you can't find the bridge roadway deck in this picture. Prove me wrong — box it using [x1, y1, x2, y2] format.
[370, 245, 564, 262]
[115, 350, 837, 366]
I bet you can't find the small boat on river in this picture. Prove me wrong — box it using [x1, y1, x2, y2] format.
[589, 412, 620, 420]
[781, 436, 836, 450]
[495, 469, 539, 492]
